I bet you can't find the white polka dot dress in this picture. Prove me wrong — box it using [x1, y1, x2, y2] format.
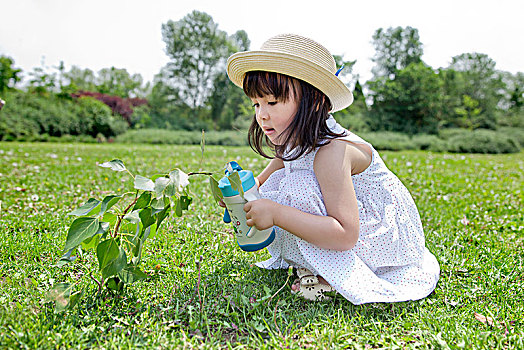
[256, 116, 440, 304]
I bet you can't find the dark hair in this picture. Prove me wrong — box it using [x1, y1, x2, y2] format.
[243, 71, 346, 161]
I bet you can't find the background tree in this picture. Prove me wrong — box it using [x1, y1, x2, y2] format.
[63, 65, 97, 93]
[0, 56, 22, 94]
[498, 71, 524, 127]
[329, 56, 369, 131]
[453, 95, 482, 129]
[371, 26, 423, 79]
[367, 27, 440, 133]
[159, 14, 252, 130]
[208, 30, 253, 130]
[229, 30, 250, 52]
[27, 58, 57, 95]
[161, 10, 230, 113]
[442, 53, 503, 129]
[96, 67, 145, 98]
[147, 68, 205, 130]
[368, 62, 443, 134]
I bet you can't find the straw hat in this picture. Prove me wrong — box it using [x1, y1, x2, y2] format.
[226, 33, 353, 112]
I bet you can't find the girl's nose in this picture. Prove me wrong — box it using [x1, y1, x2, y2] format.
[258, 105, 270, 120]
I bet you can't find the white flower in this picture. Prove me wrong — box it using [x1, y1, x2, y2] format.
[31, 194, 39, 201]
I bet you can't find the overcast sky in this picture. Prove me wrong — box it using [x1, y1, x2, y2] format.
[1, 0, 523, 85]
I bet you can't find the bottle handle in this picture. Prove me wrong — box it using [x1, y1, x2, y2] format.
[223, 208, 231, 223]
[222, 161, 242, 223]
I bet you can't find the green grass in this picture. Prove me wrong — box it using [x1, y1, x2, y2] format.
[0, 142, 522, 349]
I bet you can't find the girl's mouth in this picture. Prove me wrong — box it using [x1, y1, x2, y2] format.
[263, 127, 275, 136]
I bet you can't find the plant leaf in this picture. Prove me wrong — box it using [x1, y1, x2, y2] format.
[56, 249, 77, 267]
[169, 169, 189, 192]
[154, 177, 171, 197]
[46, 283, 72, 312]
[133, 191, 152, 211]
[209, 176, 223, 203]
[106, 277, 124, 291]
[228, 172, 244, 199]
[119, 266, 149, 284]
[123, 210, 140, 224]
[68, 290, 84, 309]
[134, 175, 155, 192]
[156, 205, 170, 228]
[97, 238, 120, 271]
[67, 198, 100, 216]
[80, 220, 108, 250]
[64, 217, 100, 251]
[164, 181, 178, 197]
[151, 197, 166, 211]
[148, 222, 157, 238]
[99, 195, 122, 216]
[174, 198, 183, 217]
[97, 221, 110, 234]
[102, 212, 117, 226]
[132, 226, 151, 264]
[101, 248, 127, 279]
[81, 234, 100, 251]
[99, 159, 126, 172]
[179, 195, 192, 210]
[139, 207, 155, 229]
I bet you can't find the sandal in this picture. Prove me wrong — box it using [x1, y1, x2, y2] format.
[291, 267, 335, 301]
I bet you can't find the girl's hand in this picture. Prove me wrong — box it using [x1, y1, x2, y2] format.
[244, 199, 277, 230]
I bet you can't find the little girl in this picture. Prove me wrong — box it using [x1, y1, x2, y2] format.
[225, 34, 439, 304]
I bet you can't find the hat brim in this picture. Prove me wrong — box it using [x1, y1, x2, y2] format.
[227, 51, 353, 112]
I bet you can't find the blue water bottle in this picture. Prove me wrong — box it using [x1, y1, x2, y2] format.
[218, 161, 276, 252]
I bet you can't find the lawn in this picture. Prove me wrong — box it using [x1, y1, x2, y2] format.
[0, 142, 522, 349]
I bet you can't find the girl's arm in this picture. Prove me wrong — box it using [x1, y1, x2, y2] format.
[255, 157, 284, 187]
[245, 140, 367, 251]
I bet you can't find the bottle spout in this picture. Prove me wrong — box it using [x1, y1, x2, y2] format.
[225, 161, 243, 175]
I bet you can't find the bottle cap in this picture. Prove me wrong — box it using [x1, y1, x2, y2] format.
[218, 170, 256, 197]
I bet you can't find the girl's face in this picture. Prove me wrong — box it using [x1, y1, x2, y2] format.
[250, 93, 299, 145]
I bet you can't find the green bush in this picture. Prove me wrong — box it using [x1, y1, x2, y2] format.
[114, 129, 248, 146]
[0, 91, 128, 140]
[438, 128, 471, 140]
[358, 131, 417, 151]
[411, 134, 448, 152]
[497, 127, 524, 147]
[10, 133, 98, 143]
[447, 129, 520, 154]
